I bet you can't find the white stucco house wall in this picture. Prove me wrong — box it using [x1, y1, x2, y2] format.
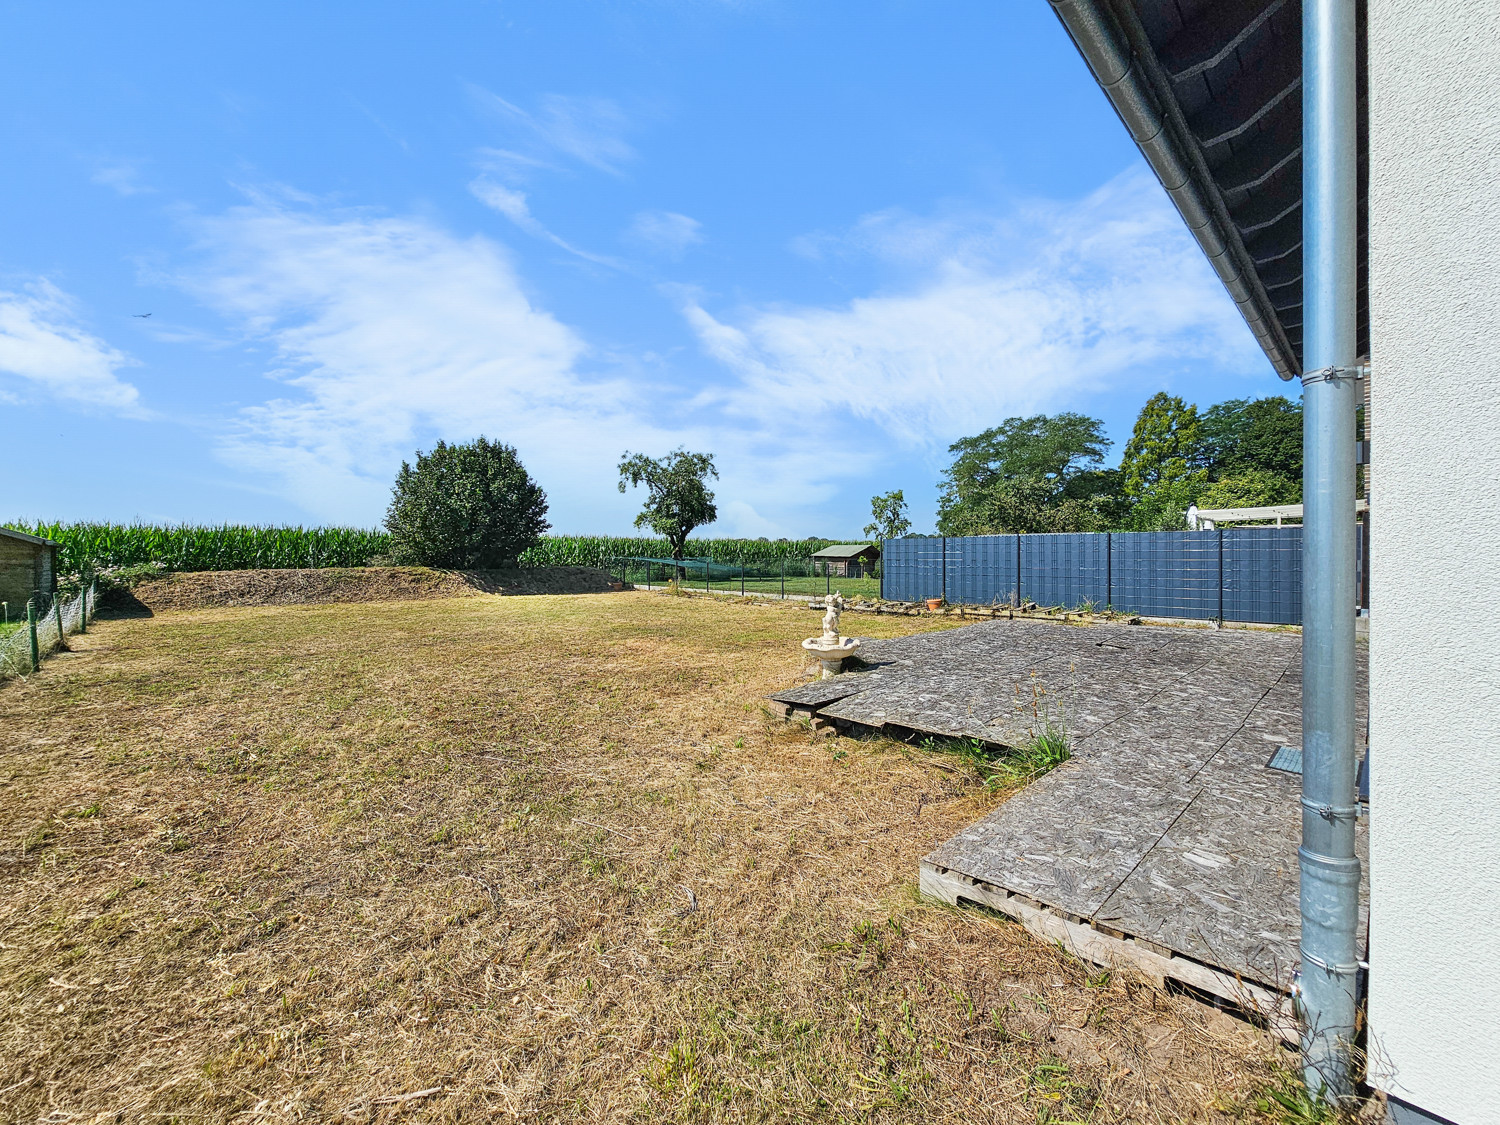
[1364, 3, 1500, 1122]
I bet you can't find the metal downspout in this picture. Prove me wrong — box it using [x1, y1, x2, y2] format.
[1298, 0, 1362, 1102]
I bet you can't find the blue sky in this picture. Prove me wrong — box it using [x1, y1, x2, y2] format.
[0, 1, 1286, 537]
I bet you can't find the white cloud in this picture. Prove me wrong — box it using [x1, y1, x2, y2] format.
[469, 176, 620, 267]
[687, 168, 1266, 449]
[625, 210, 703, 258]
[91, 159, 152, 196]
[0, 281, 143, 413]
[470, 89, 635, 174]
[179, 200, 666, 522]
[171, 168, 1270, 538]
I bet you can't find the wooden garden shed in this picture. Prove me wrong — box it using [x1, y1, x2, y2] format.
[0, 527, 58, 611]
[810, 543, 880, 578]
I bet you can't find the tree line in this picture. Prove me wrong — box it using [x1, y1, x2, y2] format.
[264, 389, 1305, 572]
[382, 440, 723, 569]
[866, 392, 1304, 539]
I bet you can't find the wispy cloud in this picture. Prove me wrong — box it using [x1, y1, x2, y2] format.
[687, 168, 1266, 449]
[178, 199, 660, 521]
[470, 88, 636, 174]
[91, 159, 153, 196]
[0, 281, 144, 413]
[170, 169, 1267, 536]
[469, 177, 621, 267]
[625, 210, 703, 259]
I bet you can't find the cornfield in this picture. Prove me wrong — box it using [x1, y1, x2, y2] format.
[11, 523, 390, 575]
[6, 523, 857, 575]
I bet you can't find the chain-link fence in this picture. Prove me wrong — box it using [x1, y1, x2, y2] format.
[0, 582, 97, 681]
[606, 557, 882, 601]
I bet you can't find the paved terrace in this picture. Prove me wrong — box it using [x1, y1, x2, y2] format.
[770, 618, 1369, 1029]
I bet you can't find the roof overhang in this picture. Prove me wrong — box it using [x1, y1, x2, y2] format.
[810, 544, 880, 559]
[0, 526, 59, 548]
[1048, 0, 1369, 378]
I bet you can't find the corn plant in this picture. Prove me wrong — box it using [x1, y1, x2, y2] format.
[6, 523, 866, 575]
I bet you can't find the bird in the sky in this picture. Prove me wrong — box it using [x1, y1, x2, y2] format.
[133, 313, 152, 318]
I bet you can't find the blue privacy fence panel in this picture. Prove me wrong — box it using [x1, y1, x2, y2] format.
[1108, 532, 1222, 619]
[1022, 533, 1110, 609]
[1222, 526, 1302, 624]
[883, 528, 1306, 624]
[945, 535, 1018, 605]
[881, 537, 945, 602]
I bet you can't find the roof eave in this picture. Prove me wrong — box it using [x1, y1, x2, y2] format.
[0, 526, 60, 548]
[1048, 0, 1300, 380]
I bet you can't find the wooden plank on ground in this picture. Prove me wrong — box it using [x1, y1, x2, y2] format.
[919, 862, 1297, 1041]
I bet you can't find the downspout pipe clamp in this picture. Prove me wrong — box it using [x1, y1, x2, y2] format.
[1301, 363, 1369, 386]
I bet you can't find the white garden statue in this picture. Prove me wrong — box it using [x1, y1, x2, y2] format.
[803, 591, 861, 678]
[821, 591, 844, 641]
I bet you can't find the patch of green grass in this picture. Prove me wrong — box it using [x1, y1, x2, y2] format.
[919, 724, 1071, 791]
[1244, 1066, 1343, 1124]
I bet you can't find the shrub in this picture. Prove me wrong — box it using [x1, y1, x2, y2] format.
[1197, 468, 1302, 511]
[384, 438, 549, 569]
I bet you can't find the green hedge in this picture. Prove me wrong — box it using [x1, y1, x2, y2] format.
[6, 522, 861, 575]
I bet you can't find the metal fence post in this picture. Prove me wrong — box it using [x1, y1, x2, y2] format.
[1015, 535, 1023, 607]
[780, 557, 785, 599]
[1106, 533, 1113, 609]
[880, 541, 885, 602]
[27, 598, 39, 673]
[825, 562, 830, 598]
[79, 584, 87, 634]
[1218, 529, 1225, 624]
[740, 558, 745, 597]
[941, 537, 947, 604]
[704, 560, 710, 595]
[54, 598, 63, 643]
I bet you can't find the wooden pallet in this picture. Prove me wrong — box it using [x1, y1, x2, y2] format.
[920, 861, 1298, 1041]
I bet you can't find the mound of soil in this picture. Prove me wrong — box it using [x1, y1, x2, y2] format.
[103, 566, 623, 614]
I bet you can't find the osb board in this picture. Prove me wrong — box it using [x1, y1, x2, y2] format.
[1095, 737, 1371, 990]
[923, 759, 1200, 915]
[774, 618, 1301, 755]
[782, 616, 1371, 993]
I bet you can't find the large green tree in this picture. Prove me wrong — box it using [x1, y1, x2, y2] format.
[1120, 392, 1203, 497]
[617, 449, 718, 566]
[1119, 393, 1207, 529]
[864, 489, 912, 541]
[385, 437, 549, 568]
[937, 413, 1117, 534]
[1199, 395, 1303, 484]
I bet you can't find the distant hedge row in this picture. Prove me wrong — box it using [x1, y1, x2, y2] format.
[7, 522, 855, 575]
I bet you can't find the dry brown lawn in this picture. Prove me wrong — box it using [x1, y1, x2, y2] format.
[0, 590, 1302, 1123]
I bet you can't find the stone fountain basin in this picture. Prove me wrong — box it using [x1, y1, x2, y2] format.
[802, 637, 861, 656]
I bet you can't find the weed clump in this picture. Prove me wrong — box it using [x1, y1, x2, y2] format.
[920, 726, 1072, 791]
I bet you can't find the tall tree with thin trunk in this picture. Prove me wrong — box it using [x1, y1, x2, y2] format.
[618, 449, 718, 572]
[864, 490, 912, 541]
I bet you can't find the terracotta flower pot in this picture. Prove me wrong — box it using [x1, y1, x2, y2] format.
[925, 598, 944, 611]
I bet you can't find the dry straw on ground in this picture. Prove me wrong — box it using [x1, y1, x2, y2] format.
[2, 590, 1314, 1123]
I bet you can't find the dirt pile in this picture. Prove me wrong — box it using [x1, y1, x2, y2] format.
[103, 565, 622, 613]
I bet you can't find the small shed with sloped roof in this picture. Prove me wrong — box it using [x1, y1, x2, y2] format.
[0, 527, 58, 611]
[810, 543, 881, 578]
